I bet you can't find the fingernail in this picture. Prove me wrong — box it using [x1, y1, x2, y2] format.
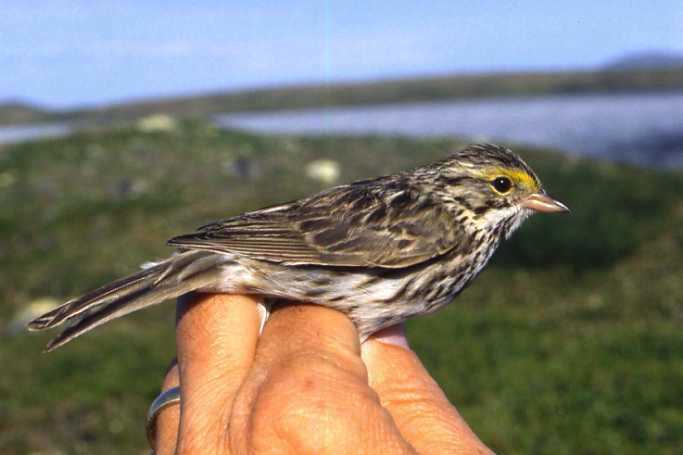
[370, 324, 411, 349]
[256, 300, 270, 335]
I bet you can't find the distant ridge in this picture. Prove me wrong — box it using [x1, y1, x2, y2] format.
[0, 101, 50, 124]
[2, 67, 683, 126]
[605, 51, 683, 70]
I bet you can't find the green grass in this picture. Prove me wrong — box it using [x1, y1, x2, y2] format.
[0, 121, 681, 453]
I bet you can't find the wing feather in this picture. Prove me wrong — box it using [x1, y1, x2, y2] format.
[168, 179, 460, 269]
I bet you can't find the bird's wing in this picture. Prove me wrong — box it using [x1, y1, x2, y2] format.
[168, 179, 461, 269]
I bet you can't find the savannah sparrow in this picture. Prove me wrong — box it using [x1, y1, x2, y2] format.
[29, 143, 568, 351]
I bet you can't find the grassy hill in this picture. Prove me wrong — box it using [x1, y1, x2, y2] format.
[0, 101, 51, 125]
[0, 122, 681, 453]
[2, 67, 683, 126]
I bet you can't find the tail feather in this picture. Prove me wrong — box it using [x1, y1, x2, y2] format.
[27, 251, 227, 351]
[27, 265, 166, 331]
[43, 268, 222, 352]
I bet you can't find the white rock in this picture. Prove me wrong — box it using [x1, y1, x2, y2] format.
[137, 114, 177, 132]
[306, 159, 340, 184]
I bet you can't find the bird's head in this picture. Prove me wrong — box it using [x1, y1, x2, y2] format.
[428, 143, 569, 238]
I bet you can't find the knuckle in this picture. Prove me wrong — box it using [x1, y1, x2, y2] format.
[246, 354, 377, 452]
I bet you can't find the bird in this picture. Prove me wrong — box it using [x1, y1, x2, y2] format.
[28, 143, 568, 351]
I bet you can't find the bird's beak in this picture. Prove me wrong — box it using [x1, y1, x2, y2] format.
[521, 192, 570, 213]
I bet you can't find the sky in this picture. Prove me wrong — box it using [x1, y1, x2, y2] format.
[2, 0, 682, 108]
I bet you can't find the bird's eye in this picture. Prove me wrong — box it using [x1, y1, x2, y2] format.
[491, 176, 513, 194]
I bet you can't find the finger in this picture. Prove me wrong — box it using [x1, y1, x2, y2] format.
[230, 304, 415, 454]
[154, 360, 180, 455]
[175, 293, 262, 453]
[362, 325, 494, 455]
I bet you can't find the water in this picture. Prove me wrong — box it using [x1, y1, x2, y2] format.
[0, 123, 71, 145]
[2, 93, 681, 168]
[217, 91, 683, 168]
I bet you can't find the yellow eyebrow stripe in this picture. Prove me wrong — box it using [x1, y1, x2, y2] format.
[479, 167, 540, 191]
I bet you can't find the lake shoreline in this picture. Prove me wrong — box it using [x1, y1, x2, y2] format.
[217, 91, 683, 169]
[2, 90, 682, 169]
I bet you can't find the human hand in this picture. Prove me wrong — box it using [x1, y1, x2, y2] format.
[152, 293, 493, 454]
